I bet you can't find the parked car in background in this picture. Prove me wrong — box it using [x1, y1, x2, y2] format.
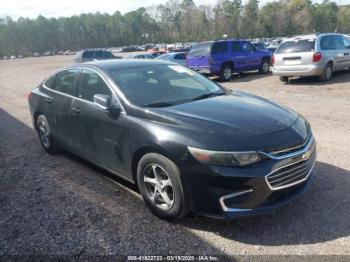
[253, 42, 268, 50]
[128, 53, 155, 59]
[28, 60, 316, 221]
[155, 52, 187, 66]
[75, 49, 121, 63]
[187, 40, 272, 81]
[272, 33, 350, 82]
[150, 51, 166, 58]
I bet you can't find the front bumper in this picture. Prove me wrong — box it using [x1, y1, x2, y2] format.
[183, 135, 317, 219]
[272, 65, 324, 77]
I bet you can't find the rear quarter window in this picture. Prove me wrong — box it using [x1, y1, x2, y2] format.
[276, 40, 316, 54]
[211, 42, 228, 54]
[188, 42, 212, 57]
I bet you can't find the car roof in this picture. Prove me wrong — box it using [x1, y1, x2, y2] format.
[283, 33, 345, 42]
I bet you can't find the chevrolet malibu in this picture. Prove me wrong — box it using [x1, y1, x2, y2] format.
[28, 60, 316, 221]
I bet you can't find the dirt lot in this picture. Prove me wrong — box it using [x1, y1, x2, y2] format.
[1, 55, 350, 258]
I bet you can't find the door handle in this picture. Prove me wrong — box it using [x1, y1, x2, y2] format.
[72, 107, 80, 114]
[44, 97, 53, 104]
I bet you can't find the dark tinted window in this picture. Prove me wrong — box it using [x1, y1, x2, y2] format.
[77, 69, 111, 102]
[82, 51, 93, 59]
[104, 51, 114, 58]
[277, 39, 315, 53]
[44, 75, 56, 89]
[241, 42, 255, 51]
[211, 42, 228, 54]
[188, 42, 212, 56]
[94, 50, 104, 59]
[231, 42, 241, 52]
[174, 53, 186, 59]
[53, 69, 78, 96]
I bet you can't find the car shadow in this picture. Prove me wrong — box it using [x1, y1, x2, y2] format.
[283, 69, 350, 86]
[181, 161, 350, 246]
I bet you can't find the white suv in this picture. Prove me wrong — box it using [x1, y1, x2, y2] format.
[272, 33, 350, 82]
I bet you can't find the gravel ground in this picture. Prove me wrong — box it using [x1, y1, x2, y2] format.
[0, 56, 350, 259]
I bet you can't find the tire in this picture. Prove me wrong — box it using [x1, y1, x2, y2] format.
[36, 114, 58, 154]
[259, 58, 270, 74]
[279, 76, 289, 83]
[219, 64, 233, 82]
[137, 153, 189, 221]
[319, 63, 333, 82]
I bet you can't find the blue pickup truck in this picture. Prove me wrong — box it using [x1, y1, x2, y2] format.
[186, 40, 272, 81]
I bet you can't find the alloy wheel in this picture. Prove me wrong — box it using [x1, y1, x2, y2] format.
[223, 68, 232, 80]
[38, 119, 50, 148]
[142, 163, 174, 211]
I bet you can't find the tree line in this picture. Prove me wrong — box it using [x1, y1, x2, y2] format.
[0, 0, 350, 57]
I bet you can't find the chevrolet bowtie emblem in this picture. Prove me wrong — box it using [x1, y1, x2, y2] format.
[302, 150, 312, 160]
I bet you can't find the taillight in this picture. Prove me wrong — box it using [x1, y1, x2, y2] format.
[313, 52, 322, 62]
[209, 57, 215, 65]
[271, 55, 275, 65]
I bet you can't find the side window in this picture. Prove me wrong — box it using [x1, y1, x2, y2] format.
[53, 69, 78, 96]
[82, 51, 93, 59]
[334, 35, 345, 50]
[44, 75, 56, 89]
[242, 42, 255, 51]
[343, 36, 350, 49]
[231, 42, 241, 52]
[94, 50, 104, 59]
[77, 69, 111, 102]
[175, 53, 186, 59]
[211, 42, 228, 54]
[104, 51, 114, 58]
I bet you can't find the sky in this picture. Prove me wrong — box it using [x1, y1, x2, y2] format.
[1, 0, 349, 19]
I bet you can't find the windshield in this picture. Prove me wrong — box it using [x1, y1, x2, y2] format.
[276, 39, 315, 54]
[107, 64, 223, 107]
[188, 42, 213, 57]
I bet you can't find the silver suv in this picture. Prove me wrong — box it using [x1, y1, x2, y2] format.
[272, 33, 350, 82]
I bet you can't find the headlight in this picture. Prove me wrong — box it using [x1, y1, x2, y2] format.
[187, 146, 261, 167]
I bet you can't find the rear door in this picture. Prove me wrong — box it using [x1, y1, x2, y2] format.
[275, 39, 316, 67]
[49, 68, 79, 149]
[230, 41, 245, 72]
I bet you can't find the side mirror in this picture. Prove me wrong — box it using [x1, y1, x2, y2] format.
[94, 94, 112, 110]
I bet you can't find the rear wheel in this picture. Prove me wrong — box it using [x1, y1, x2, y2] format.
[259, 58, 270, 74]
[219, 64, 233, 82]
[279, 76, 289, 83]
[137, 153, 189, 221]
[36, 114, 58, 154]
[319, 63, 333, 82]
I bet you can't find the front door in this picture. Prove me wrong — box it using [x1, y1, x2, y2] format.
[72, 68, 129, 176]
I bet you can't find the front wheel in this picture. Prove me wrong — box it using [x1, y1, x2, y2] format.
[219, 64, 233, 82]
[137, 153, 189, 221]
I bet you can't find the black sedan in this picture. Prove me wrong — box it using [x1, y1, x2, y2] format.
[28, 60, 316, 221]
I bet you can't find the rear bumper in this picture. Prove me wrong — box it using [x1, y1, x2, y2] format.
[272, 65, 324, 77]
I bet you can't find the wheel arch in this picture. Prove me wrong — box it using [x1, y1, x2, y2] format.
[131, 145, 176, 185]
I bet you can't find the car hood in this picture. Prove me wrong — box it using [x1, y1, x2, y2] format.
[150, 92, 299, 139]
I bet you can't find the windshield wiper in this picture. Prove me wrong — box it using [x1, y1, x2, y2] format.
[141, 101, 175, 108]
[192, 91, 225, 101]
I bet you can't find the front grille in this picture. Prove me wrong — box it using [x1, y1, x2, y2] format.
[268, 137, 313, 157]
[266, 150, 316, 190]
